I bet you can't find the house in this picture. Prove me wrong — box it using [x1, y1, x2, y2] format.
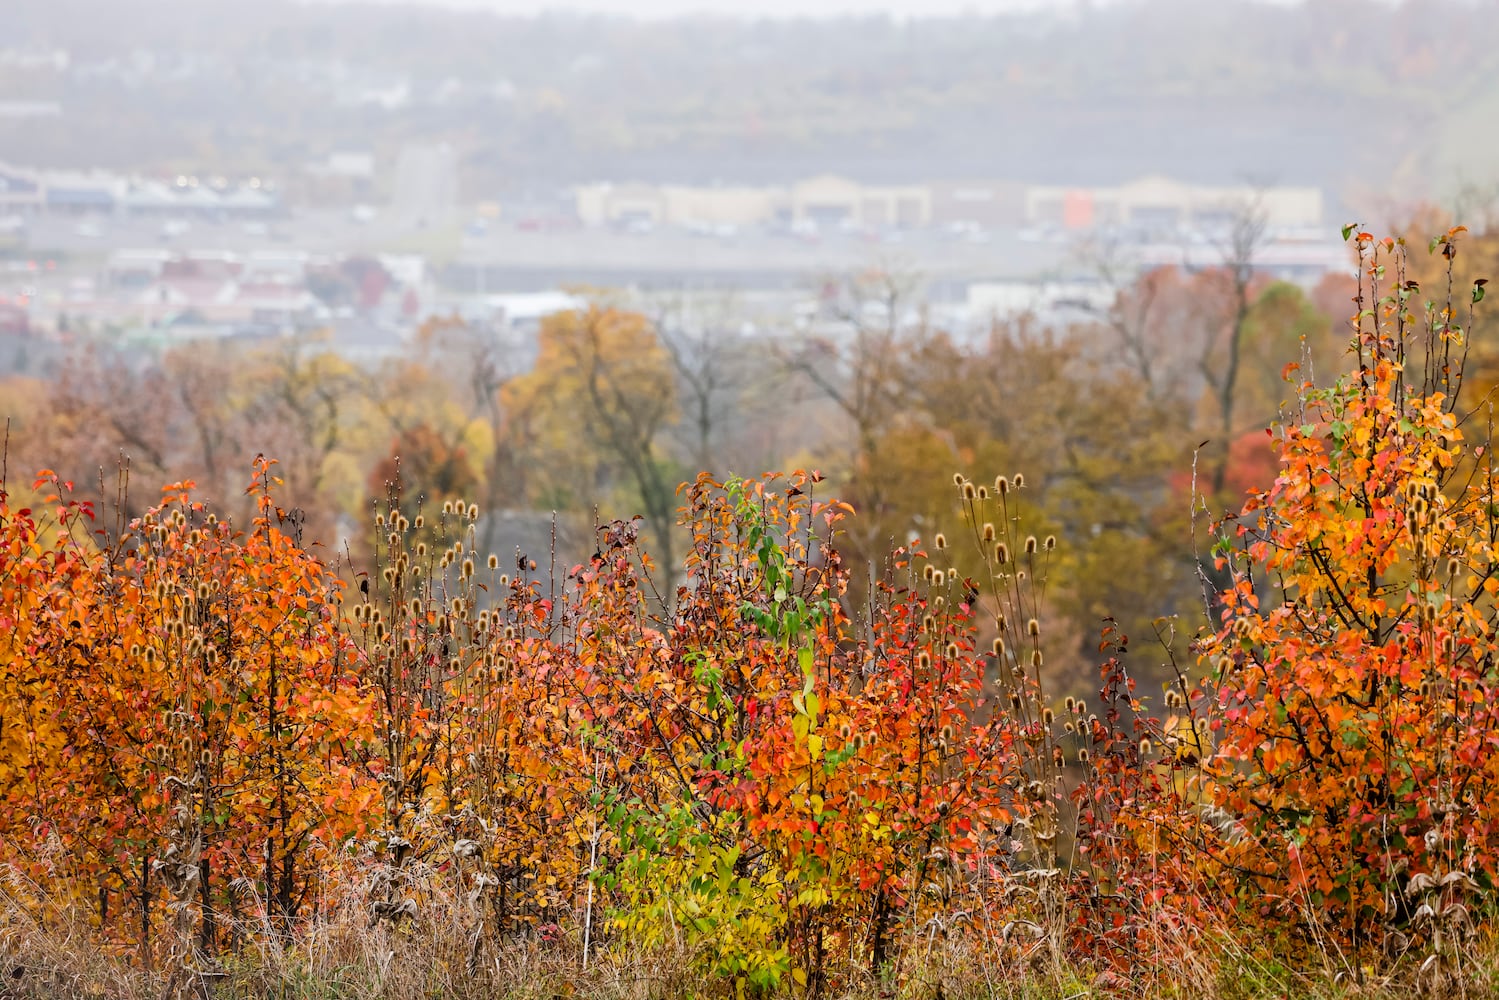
[105, 248, 174, 288]
[0, 301, 29, 337]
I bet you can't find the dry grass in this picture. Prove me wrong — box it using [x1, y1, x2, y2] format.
[7, 861, 1499, 1000]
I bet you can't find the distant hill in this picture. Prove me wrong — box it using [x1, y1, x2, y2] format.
[3, 0, 1495, 211]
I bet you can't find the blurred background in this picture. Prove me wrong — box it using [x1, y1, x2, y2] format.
[2, 0, 1496, 685]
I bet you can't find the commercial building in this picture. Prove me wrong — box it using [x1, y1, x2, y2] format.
[574, 175, 933, 230]
[1024, 175, 1324, 233]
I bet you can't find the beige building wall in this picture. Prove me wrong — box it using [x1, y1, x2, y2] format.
[575, 183, 668, 226]
[578, 176, 936, 229]
[661, 185, 787, 226]
[790, 175, 932, 227]
[1025, 176, 1324, 231]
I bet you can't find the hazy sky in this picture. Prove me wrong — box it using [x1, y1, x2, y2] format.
[300, 0, 1321, 18]
[304, 0, 1128, 17]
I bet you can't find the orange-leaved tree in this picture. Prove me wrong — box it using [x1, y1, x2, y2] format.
[0, 458, 374, 972]
[1204, 227, 1497, 958]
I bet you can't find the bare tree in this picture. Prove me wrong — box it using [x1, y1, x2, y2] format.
[783, 268, 923, 471]
[650, 292, 753, 477]
[1199, 196, 1270, 495]
[1074, 236, 1168, 399]
[780, 268, 928, 564]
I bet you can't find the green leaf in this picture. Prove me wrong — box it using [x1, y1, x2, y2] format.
[1341, 222, 1359, 242]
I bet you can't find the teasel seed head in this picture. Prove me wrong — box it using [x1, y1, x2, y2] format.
[488, 554, 500, 570]
[993, 637, 1006, 658]
[963, 482, 977, 500]
[995, 476, 1010, 495]
[1027, 618, 1040, 637]
[935, 532, 947, 550]
[995, 542, 1010, 564]
[983, 522, 996, 542]
[1025, 535, 1038, 555]
[1042, 707, 1054, 725]
[1031, 650, 1043, 668]
[953, 473, 965, 486]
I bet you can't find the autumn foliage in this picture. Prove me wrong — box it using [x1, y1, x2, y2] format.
[1201, 229, 1499, 958]
[1, 231, 1498, 997]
